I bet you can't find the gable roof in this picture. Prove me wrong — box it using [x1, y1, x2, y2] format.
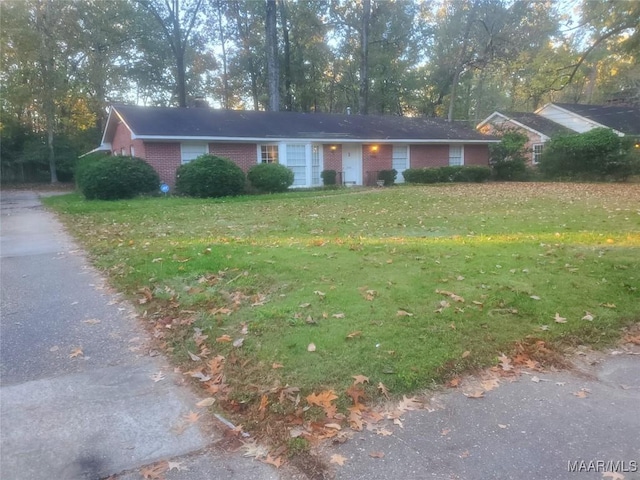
[477, 111, 572, 138]
[541, 103, 640, 136]
[103, 105, 498, 145]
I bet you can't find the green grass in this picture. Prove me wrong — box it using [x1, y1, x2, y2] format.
[45, 183, 640, 396]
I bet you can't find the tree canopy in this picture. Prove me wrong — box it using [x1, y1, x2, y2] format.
[1, 0, 638, 182]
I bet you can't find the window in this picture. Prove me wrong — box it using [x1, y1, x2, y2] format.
[392, 146, 409, 182]
[449, 145, 463, 166]
[181, 143, 208, 164]
[130, 145, 135, 157]
[286, 144, 306, 186]
[260, 144, 279, 164]
[311, 145, 321, 186]
[532, 143, 544, 164]
[121, 147, 126, 156]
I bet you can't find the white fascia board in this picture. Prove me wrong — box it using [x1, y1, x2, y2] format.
[476, 111, 503, 129]
[100, 107, 116, 145]
[132, 135, 499, 144]
[537, 103, 624, 136]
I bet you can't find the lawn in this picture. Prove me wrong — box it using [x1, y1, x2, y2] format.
[45, 182, 640, 413]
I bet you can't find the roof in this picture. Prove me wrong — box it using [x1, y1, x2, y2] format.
[491, 112, 573, 138]
[103, 105, 498, 145]
[545, 103, 640, 136]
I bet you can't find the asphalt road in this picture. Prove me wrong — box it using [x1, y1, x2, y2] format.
[0, 191, 276, 480]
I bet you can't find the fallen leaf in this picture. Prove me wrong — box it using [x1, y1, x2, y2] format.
[463, 390, 485, 399]
[332, 313, 345, 318]
[573, 389, 589, 398]
[196, 397, 215, 407]
[49, 346, 59, 352]
[481, 378, 499, 391]
[441, 428, 451, 436]
[531, 376, 540, 383]
[216, 335, 232, 343]
[232, 338, 244, 348]
[600, 303, 616, 309]
[258, 394, 269, 413]
[69, 347, 83, 358]
[498, 354, 513, 371]
[498, 424, 507, 429]
[369, 451, 385, 458]
[299, 303, 311, 308]
[459, 450, 470, 458]
[187, 351, 201, 361]
[396, 309, 413, 317]
[261, 455, 283, 468]
[151, 372, 165, 383]
[314, 290, 326, 297]
[530, 295, 541, 300]
[346, 331, 362, 339]
[462, 350, 471, 358]
[602, 472, 625, 480]
[272, 362, 284, 369]
[377, 382, 390, 399]
[397, 395, 422, 411]
[447, 377, 461, 388]
[581, 312, 594, 321]
[307, 343, 316, 352]
[554, 313, 567, 323]
[352, 375, 369, 385]
[183, 411, 200, 423]
[330, 454, 347, 466]
[167, 461, 186, 472]
[83, 318, 101, 325]
[140, 462, 168, 479]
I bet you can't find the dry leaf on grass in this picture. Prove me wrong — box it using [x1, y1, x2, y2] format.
[272, 362, 284, 369]
[352, 375, 369, 385]
[307, 343, 316, 352]
[554, 313, 567, 324]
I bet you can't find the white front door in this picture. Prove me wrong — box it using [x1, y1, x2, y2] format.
[342, 144, 362, 185]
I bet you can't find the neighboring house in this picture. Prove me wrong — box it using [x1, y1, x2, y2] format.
[477, 103, 640, 166]
[477, 111, 571, 166]
[97, 105, 498, 188]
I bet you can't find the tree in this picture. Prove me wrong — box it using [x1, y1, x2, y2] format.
[137, 0, 204, 107]
[265, 0, 279, 111]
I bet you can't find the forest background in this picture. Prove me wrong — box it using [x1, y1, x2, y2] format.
[1, 0, 638, 183]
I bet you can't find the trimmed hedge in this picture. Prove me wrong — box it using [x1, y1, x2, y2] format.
[321, 169, 337, 185]
[78, 155, 159, 200]
[176, 155, 246, 198]
[247, 162, 294, 193]
[403, 166, 491, 184]
[377, 169, 397, 186]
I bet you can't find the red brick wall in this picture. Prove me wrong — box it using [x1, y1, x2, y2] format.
[144, 143, 181, 186]
[208, 143, 258, 172]
[363, 144, 392, 185]
[409, 145, 450, 168]
[323, 145, 342, 172]
[463, 145, 490, 166]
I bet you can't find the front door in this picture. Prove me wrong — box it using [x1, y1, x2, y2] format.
[342, 144, 362, 185]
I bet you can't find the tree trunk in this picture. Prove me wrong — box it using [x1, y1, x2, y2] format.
[266, 0, 279, 111]
[358, 0, 370, 115]
[215, 0, 230, 109]
[278, 0, 292, 111]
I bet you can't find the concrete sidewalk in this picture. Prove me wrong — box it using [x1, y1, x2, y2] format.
[0, 191, 277, 480]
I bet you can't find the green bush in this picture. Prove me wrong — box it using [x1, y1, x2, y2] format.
[321, 169, 337, 185]
[247, 162, 294, 193]
[377, 169, 397, 186]
[402, 166, 491, 184]
[176, 155, 246, 198]
[458, 165, 492, 182]
[75, 152, 111, 191]
[539, 128, 636, 181]
[79, 156, 160, 200]
[489, 131, 530, 181]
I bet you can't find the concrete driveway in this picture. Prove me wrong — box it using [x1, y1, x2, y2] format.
[0, 191, 276, 480]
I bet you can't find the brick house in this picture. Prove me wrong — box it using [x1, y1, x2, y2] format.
[97, 105, 498, 188]
[477, 103, 640, 166]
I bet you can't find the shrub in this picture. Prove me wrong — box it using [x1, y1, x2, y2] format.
[489, 131, 530, 181]
[176, 155, 246, 198]
[75, 152, 110, 191]
[377, 169, 397, 186]
[247, 162, 294, 193]
[79, 156, 160, 200]
[458, 165, 492, 182]
[321, 169, 337, 185]
[402, 166, 491, 184]
[539, 128, 634, 181]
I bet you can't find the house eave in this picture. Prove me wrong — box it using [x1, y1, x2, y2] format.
[131, 135, 499, 144]
[477, 112, 549, 141]
[535, 103, 625, 137]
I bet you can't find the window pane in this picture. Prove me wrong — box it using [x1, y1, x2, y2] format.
[287, 144, 306, 186]
[449, 146, 463, 166]
[261, 145, 278, 164]
[312, 145, 321, 186]
[182, 143, 208, 164]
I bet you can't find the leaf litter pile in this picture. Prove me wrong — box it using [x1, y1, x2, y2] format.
[47, 182, 640, 465]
